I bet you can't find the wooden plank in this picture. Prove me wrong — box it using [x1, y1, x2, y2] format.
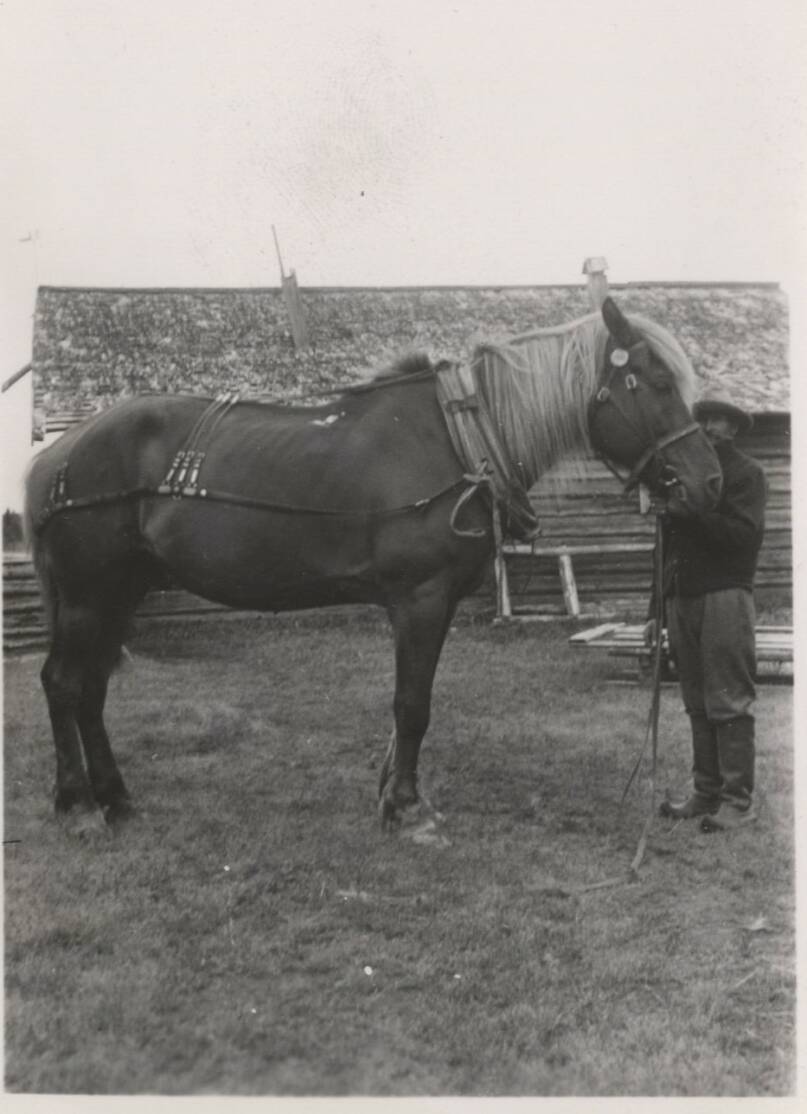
[558, 553, 580, 617]
[603, 644, 792, 663]
[1, 364, 31, 393]
[5, 623, 48, 638]
[573, 623, 792, 639]
[281, 272, 310, 350]
[571, 623, 792, 663]
[494, 543, 512, 619]
[569, 623, 623, 644]
[504, 542, 654, 557]
[4, 601, 47, 617]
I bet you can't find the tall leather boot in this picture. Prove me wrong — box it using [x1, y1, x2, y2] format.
[659, 714, 721, 819]
[701, 715, 756, 832]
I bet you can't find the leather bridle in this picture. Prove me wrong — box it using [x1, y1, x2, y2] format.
[588, 340, 701, 492]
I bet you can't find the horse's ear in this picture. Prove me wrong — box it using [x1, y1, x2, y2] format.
[601, 297, 637, 348]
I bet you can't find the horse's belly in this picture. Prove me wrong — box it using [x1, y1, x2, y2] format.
[166, 555, 382, 612]
[142, 501, 383, 610]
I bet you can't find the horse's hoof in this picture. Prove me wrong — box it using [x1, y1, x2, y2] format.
[379, 794, 448, 842]
[414, 792, 445, 826]
[103, 797, 137, 826]
[399, 800, 449, 845]
[379, 796, 402, 833]
[398, 795, 444, 828]
[58, 806, 109, 841]
[407, 818, 451, 847]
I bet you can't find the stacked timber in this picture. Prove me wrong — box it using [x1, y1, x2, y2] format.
[3, 554, 47, 653]
[570, 621, 793, 682]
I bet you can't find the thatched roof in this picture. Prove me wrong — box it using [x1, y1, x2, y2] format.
[32, 282, 788, 417]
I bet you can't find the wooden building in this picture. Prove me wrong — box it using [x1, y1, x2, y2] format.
[23, 281, 791, 623]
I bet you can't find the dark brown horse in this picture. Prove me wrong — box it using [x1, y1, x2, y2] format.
[24, 298, 721, 836]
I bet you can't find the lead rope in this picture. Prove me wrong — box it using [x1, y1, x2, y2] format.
[621, 511, 665, 877]
[564, 513, 665, 896]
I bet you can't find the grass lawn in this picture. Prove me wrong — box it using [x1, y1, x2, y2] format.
[3, 610, 795, 1095]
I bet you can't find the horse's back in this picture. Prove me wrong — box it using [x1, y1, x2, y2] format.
[27, 396, 208, 495]
[28, 384, 459, 505]
[22, 382, 484, 610]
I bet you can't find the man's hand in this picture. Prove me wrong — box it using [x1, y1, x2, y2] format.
[643, 619, 658, 647]
[664, 487, 697, 518]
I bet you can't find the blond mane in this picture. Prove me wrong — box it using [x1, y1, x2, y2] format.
[470, 311, 696, 490]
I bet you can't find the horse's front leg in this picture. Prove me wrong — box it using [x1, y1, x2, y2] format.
[379, 581, 456, 830]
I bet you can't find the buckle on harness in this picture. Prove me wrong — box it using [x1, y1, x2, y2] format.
[158, 450, 207, 497]
[50, 463, 68, 505]
[445, 395, 479, 414]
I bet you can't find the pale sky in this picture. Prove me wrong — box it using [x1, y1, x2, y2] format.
[2, 0, 806, 509]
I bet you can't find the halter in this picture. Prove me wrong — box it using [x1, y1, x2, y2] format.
[589, 341, 701, 492]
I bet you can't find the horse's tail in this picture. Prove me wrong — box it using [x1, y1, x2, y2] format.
[23, 452, 59, 639]
[24, 442, 138, 670]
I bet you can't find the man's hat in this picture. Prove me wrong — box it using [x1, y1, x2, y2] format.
[693, 391, 753, 434]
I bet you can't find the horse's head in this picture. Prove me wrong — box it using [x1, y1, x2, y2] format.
[588, 297, 722, 514]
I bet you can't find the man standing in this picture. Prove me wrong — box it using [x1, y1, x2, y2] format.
[654, 392, 767, 832]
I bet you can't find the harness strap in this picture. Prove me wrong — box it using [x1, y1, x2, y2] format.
[449, 463, 495, 538]
[595, 421, 702, 493]
[622, 421, 701, 491]
[33, 475, 473, 533]
[581, 515, 666, 895]
[34, 379, 494, 534]
[435, 361, 539, 539]
[158, 393, 240, 497]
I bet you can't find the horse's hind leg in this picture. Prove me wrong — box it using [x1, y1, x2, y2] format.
[42, 595, 135, 832]
[41, 605, 108, 835]
[77, 661, 133, 824]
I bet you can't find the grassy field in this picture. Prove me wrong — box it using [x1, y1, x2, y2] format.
[3, 610, 795, 1095]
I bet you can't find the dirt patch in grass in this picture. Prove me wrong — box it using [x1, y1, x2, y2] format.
[4, 614, 794, 1095]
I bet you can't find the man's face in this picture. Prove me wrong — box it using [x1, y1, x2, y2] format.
[700, 413, 739, 445]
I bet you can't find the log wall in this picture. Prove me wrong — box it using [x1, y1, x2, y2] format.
[502, 412, 791, 614]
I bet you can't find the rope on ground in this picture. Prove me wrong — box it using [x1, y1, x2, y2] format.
[625, 512, 665, 878]
[563, 514, 665, 895]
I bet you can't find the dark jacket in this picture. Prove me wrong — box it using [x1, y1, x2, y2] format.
[661, 440, 767, 598]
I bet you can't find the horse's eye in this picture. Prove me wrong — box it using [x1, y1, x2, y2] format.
[645, 367, 673, 392]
